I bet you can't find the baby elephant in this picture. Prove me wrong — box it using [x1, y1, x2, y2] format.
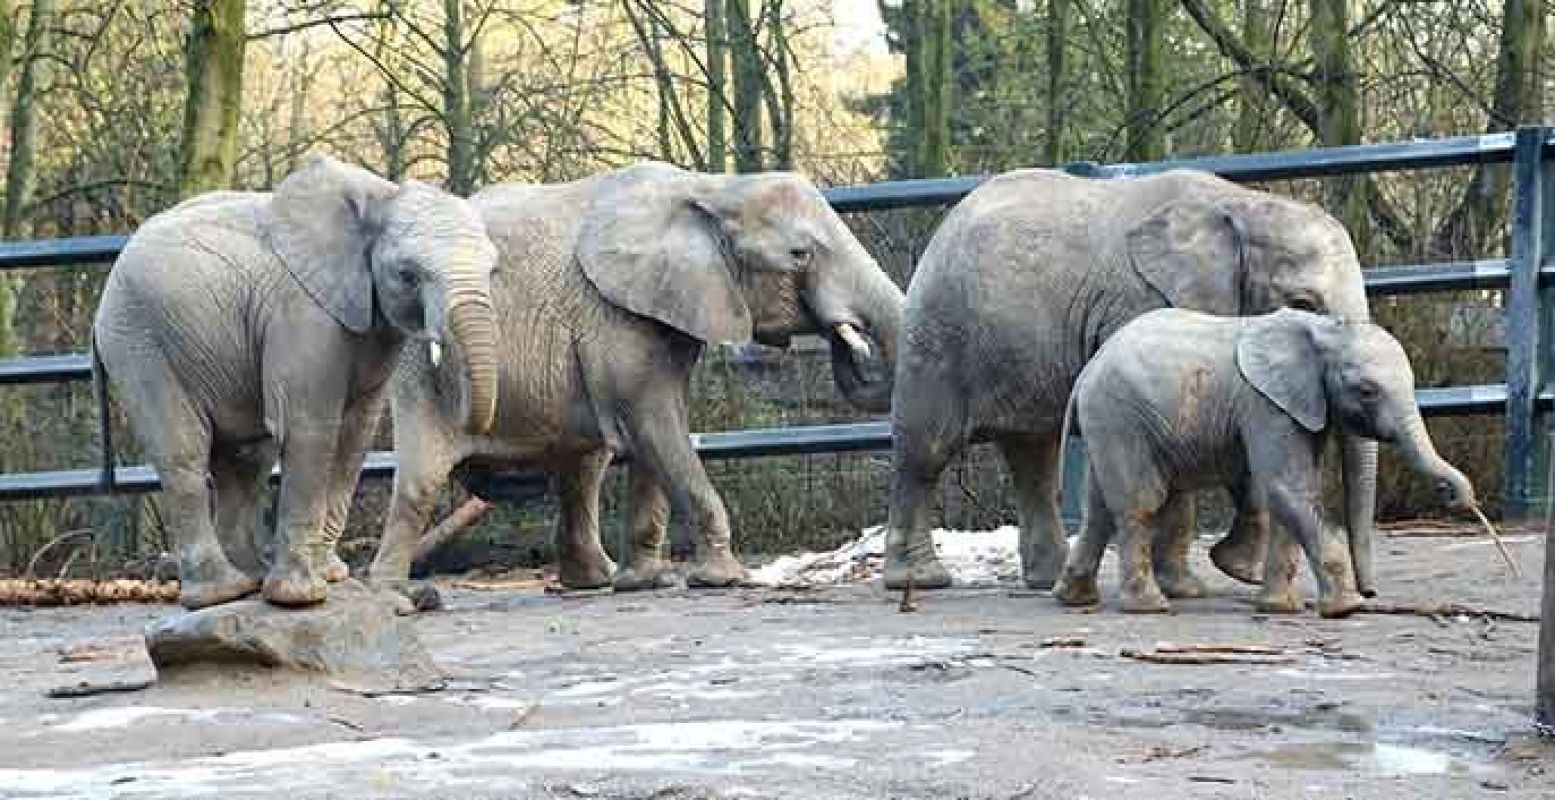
[1052, 308, 1474, 617]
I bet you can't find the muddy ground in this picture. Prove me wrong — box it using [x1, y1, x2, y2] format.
[1, 525, 1552, 799]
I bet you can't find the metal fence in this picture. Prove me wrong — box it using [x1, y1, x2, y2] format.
[1, 127, 1552, 731]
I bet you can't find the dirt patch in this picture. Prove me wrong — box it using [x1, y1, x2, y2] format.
[0, 524, 1549, 799]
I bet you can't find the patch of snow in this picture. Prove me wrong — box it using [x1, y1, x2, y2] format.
[54, 707, 231, 732]
[748, 525, 1025, 587]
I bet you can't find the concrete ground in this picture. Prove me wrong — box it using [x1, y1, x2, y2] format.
[1, 525, 1552, 799]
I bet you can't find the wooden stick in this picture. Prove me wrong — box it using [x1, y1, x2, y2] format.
[46, 679, 154, 698]
[411, 497, 493, 566]
[1153, 642, 1284, 655]
[1354, 601, 1538, 623]
[1120, 648, 1296, 665]
[0, 578, 180, 606]
[1468, 504, 1522, 577]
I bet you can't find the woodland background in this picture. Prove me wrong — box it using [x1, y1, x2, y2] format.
[0, 0, 1544, 576]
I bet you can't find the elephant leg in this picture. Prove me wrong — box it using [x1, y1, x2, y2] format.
[1152, 492, 1208, 599]
[883, 385, 965, 590]
[211, 440, 277, 581]
[317, 389, 391, 583]
[1267, 484, 1361, 619]
[555, 449, 616, 590]
[997, 433, 1069, 590]
[626, 398, 747, 589]
[1254, 515, 1303, 613]
[1117, 503, 1171, 614]
[367, 444, 457, 585]
[614, 462, 679, 591]
[261, 418, 344, 606]
[1053, 467, 1113, 606]
[1210, 486, 1270, 586]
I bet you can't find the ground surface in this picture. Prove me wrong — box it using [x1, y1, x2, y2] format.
[1, 525, 1552, 799]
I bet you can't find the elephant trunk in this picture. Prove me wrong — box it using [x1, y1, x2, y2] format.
[1341, 436, 1379, 597]
[445, 275, 498, 435]
[827, 263, 904, 413]
[1396, 411, 1476, 510]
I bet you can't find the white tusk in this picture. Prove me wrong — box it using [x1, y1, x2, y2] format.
[429, 340, 443, 368]
[835, 323, 872, 359]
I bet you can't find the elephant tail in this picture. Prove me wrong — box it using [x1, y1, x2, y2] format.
[1055, 355, 1101, 509]
[89, 330, 115, 492]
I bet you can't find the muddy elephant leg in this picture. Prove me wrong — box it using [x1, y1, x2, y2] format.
[1254, 515, 1303, 613]
[555, 449, 617, 589]
[367, 442, 457, 586]
[1266, 484, 1361, 619]
[261, 416, 346, 606]
[625, 397, 747, 589]
[316, 389, 391, 583]
[1210, 486, 1270, 585]
[1117, 503, 1171, 614]
[998, 433, 1069, 590]
[1054, 468, 1113, 606]
[211, 440, 278, 581]
[613, 463, 679, 591]
[1152, 492, 1208, 599]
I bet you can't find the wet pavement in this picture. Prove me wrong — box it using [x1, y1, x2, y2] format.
[0, 527, 1551, 799]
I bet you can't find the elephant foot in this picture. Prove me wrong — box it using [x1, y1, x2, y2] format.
[1052, 573, 1099, 607]
[1120, 577, 1171, 614]
[1254, 588, 1303, 615]
[560, 554, 617, 590]
[321, 550, 350, 583]
[613, 559, 681, 592]
[1156, 566, 1209, 599]
[1317, 590, 1363, 619]
[884, 527, 952, 590]
[1210, 536, 1266, 585]
[178, 555, 261, 610]
[261, 553, 328, 607]
[1020, 548, 1068, 590]
[686, 550, 749, 588]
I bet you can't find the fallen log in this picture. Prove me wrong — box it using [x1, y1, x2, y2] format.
[1121, 648, 1296, 666]
[411, 497, 493, 566]
[0, 578, 179, 606]
[1354, 601, 1538, 624]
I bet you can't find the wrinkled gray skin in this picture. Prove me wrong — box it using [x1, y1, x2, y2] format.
[1052, 308, 1474, 617]
[886, 168, 1378, 596]
[93, 155, 500, 610]
[367, 162, 904, 592]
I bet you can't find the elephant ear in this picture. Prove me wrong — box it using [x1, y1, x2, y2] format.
[577, 170, 752, 345]
[1236, 311, 1328, 433]
[267, 154, 398, 333]
[1127, 198, 1244, 315]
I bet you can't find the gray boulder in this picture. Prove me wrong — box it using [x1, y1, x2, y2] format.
[144, 579, 442, 694]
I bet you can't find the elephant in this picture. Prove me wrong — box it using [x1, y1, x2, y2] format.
[365, 161, 905, 592]
[92, 155, 500, 609]
[1051, 308, 1474, 617]
[885, 167, 1378, 597]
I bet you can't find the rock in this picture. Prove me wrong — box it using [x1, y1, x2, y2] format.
[144, 580, 442, 694]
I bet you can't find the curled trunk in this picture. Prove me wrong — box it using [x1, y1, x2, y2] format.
[1395, 412, 1475, 509]
[827, 269, 905, 413]
[447, 298, 497, 435]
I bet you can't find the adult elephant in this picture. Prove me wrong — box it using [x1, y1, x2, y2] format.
[885, 168, 1377, 596]
[367, 162, 904, 592]
[93, 155, 500, 609]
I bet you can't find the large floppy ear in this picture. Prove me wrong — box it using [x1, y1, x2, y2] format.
[267, 154, 398, 333]
[577, 170, 752, 345]
[1127, 198, 1244, 315]
[1236, 311, 1329, 433]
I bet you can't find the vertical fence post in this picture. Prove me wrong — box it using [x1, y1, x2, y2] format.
[1502, 126, 1549, 520]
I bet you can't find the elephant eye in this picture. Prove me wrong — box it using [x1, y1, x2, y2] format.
[398, 268, 420, 287]
[789, 247, 812, 267]
[1356, 382, 1381, 403]
[1287, 297, 1319, 313]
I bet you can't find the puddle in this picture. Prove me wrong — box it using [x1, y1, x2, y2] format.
[1245, 741, 1495, 777]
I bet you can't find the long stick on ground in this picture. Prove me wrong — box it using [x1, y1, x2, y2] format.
[1468, 504, 1521, 577]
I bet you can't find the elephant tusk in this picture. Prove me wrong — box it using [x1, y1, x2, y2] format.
[429, 340, 443, 368]
[835, 323, 872, 360]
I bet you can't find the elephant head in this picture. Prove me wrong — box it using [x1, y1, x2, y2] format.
[268, 155, 500, 434]
[578, 164, 905, 411]
[1238, 310, 1474, 509]
[1127, 182, 1379, 594]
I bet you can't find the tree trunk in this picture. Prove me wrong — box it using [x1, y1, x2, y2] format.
[1124, 0, 1164, 161]
[904, 0, 950, 177]
[442, 0, 475, 195]
[728, 0, 763, 172]
[1233, 0, 1272, 153]
[1431, 0, 1544, 258]
[177, 0, 246, 199]
[372, 2, 406, 182]
[4, 0, 50, 238]
[764, 0, 794, 170]
[1308, 0, 1368, 252]
[705, 0, 728, 172]
[1044, 0, 1066, 165]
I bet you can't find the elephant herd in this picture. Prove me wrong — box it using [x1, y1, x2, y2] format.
[90, 154, 1474, 619]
